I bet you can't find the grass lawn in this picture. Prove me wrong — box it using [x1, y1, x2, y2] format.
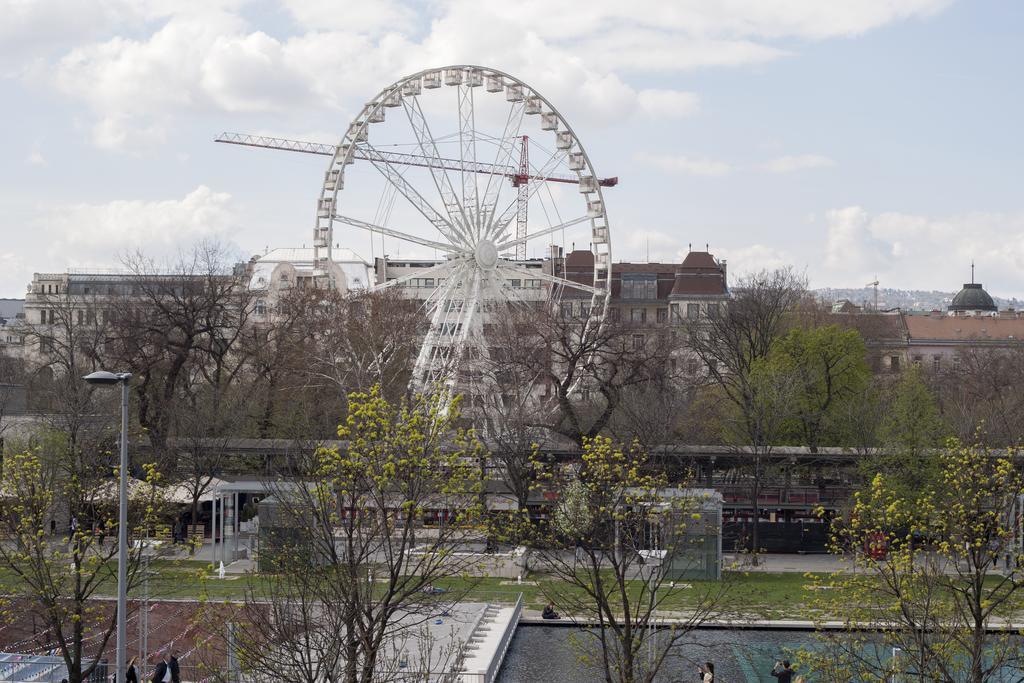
[0, 557, 826, 617]
[6, 559, 1020, 623]
[432, 571, 823, 619]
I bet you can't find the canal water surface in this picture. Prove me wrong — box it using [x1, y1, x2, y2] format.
[496, 625, 814, 682]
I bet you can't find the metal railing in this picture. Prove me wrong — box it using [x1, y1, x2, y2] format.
[484, 593, 522, 683]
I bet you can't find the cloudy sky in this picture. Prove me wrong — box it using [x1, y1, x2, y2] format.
[1, 0, 1022, 298]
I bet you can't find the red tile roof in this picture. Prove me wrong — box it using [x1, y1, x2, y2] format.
[903, 315, 1024, 341]
[669, 272, 728, 297]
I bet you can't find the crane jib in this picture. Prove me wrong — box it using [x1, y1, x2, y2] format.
[214, 132, 617, 187]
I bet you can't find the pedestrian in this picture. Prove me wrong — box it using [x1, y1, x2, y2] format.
[541, 602, 560, 620]
[771, 659, 795, 682]
[698, 661, 714, 682]
[168, 651, 181, 683]
[150, 654, 169, 683]
[126, 656, 139, 683]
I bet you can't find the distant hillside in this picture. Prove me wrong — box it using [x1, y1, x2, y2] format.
[814, 287, 1024, 312]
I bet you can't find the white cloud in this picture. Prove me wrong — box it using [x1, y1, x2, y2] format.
[635, 152, 731, 177]
[715, 244, 793, 275]
[33, 0, 952, 150]
[817, 206, 1024, 297]
[636, 89, 700, 118]
[40, 186, 239, 265]
[280, 0, 416, 34]
[762, 154, 835, 173]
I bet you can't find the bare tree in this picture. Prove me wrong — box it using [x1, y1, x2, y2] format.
[531, 437, 730, 683]
[107, 242, 253, 459]
[935, 346, 1024, 446]
[684, 268, 805, 562]
[495, 303, 676, 445]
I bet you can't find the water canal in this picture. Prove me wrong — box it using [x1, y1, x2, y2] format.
[495, 625, 1024, 682]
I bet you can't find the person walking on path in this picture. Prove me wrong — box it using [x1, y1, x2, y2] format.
[150, 654, 170, 683]
[771, 660, 795, 682]
[168, 651, 181, 683]
[126, 656, 139, 683]
[698, 662, 714, 682]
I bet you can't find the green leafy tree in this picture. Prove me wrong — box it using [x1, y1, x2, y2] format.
[531, 436, 729, 683]
[766, 324, 871, 451]
[805, 443, 1024, 682]
[869, 366, 948, 493]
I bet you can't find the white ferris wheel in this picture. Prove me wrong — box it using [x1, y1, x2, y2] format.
[220, 65, 614, 398]
[315, 65, 614, 396]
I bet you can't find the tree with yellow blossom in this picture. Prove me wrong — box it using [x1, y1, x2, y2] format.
[805, 442, 1024, 682]
[233, 385, 485, 683]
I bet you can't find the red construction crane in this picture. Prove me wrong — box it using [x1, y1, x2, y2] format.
[214, 132, 617, 259]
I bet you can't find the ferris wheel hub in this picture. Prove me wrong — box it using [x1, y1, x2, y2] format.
[474, 240, 499, 270]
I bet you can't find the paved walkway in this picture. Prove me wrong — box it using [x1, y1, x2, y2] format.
[724, 552, 851, 573]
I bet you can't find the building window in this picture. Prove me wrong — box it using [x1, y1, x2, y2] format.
[560, 302, 573, 318]
[83, 287, 90, 295]
[687, 303, 700, 320]
[86, 309, 96, 325]
[581, 303, 591, 318]
[621, 273, 657, 299]
[687, 359, 699, 375]
[656, 308, 668, 323]
[890, 355, 900, 371]
[39, 310, 46, 324]
[707, 303, 720, 318]
[932, 355, 941, 371]
[77, 310, 84, 325]
[671, 304, 681, 322]
[630, 308, 646, 323]
[255, 299, 267, 315]
[632, 334, 645, 350]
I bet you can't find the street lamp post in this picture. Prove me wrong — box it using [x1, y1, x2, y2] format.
[83, 370, 132, 683]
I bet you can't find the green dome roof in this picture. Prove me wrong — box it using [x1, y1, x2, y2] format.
[948, 283, 997, 312]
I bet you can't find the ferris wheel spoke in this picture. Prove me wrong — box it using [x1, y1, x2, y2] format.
[494, 215, 591, 252]
[401, 96, 474, 244]
[375, 259, 462, 291]
[457, 84, 479, 238]
[486, 147, 569, 241]
[421, 262, 467, 313]
[359, 143, 469, 249]
[479, 101, 526, 232]
[498, 263, 603, 296]
[333, 214, 468, 255]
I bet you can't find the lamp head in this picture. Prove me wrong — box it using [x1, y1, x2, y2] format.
[82, 370, 132, 385]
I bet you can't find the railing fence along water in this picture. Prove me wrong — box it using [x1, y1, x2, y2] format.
[483, 593, 522, 683]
